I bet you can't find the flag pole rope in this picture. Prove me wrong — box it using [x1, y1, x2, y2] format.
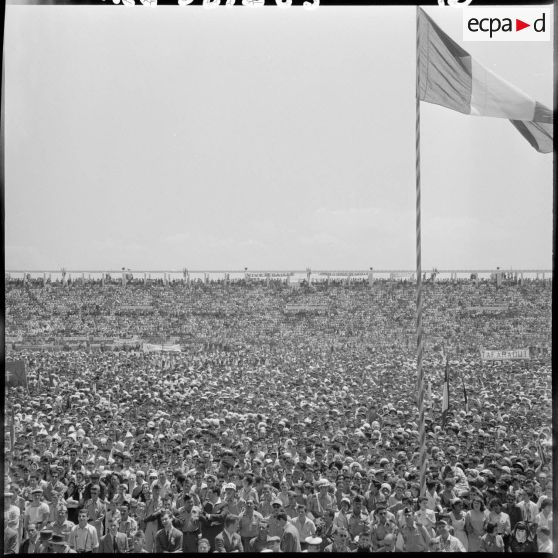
[416, 5, 427, 497]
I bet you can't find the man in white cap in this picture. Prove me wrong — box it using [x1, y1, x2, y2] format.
[222, 483, 242, 515]
[309, 479, 335, 519]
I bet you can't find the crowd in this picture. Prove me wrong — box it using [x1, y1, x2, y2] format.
[4, 277, 553, 553]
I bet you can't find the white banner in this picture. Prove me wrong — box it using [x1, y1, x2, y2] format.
[247, 272, 293, 278]
[390, 272, 415, 280]
[142, 343, 182, 353]
[480, 348, 530, 361]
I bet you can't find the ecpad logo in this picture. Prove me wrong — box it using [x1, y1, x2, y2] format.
[463, 8, 551, 42]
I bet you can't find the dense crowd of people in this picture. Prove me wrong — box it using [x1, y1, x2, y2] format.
[4, 276, 553, 553]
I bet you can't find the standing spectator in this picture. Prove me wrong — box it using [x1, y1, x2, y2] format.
[142, 484, 163, 552]
[537, 527, 553, 553]
[515, 490, 538, 536]
[479, 522, 504, 552]
[464, 495, 488, 551]
[324, 527, 351, 553]
[215, 514, 243, 553]
[4, 518, 19, 554]
[535, 498, 552, 539]
[19, 523, 40, 554]
[247, 521, 270, 553]
[154, 510, 182, 553]
[98, 517, 129, 553]
[415, 496, 436, 537]
[67, 509, 99, 553]
[81, 485, 105, 540]
[24, 488, 50, 533]
[399, 508, 430, 552]
[429, 519, 466, 552]
[238, 498, 263, 549]
[509, 521, 537, 553]
[487, 498, 511, 550]
[46, 504, 75, 542]
[278, 511, 301, 553]
[173, 493, 201, 553]
[289, 504, 316, 549]
[131, 530, 148, 553]
[448, 498, 468, 551]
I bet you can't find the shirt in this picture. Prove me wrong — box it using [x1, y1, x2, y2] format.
[479, 533, 504, 552]
[290, 516, 316, 542]
[415, 509, 436, 535]
[517, 500, 538, 524]
[25, 502, 50, 527]
[401, 523, 429, 552]
[176, 506, 201, 533]
[430, 534, 466, 552]
[238, 511, 263, 538]
[347, 511, 370, 539]
[488, 511, 511, 536]
[68, 524, 99, 552]
[424, 490, 440, 512]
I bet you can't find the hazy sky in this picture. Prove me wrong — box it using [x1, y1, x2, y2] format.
[5, 4, 553, 271]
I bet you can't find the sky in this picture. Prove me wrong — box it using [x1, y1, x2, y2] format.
[4, 3, 553, 271]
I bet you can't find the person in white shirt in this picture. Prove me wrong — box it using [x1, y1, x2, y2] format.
[429, 519, 465, 552]
[415, 496, 436, 537]
[515, 490, 538, 535]
[290, 505, 316, 548]
[487, 499, 511, 539]
[535, 498, 552, 535]
[67, 509, 99, 553]
[24, 488, 50, 533]
[424, 480, 441, 512]
[537, 527, 553, 553]
[4, 492, 21, 533]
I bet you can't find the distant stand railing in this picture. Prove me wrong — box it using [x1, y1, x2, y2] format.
[5, 269, 553, 274]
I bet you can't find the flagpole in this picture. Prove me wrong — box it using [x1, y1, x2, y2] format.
[415, 5, 427, 497]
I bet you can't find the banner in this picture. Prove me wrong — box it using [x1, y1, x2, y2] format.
[247, 272, 293, 278]
[6, 360, 28, 388]
[480, 348, 530, 361]
[390, 272, 415, 280]
[142, 343, 182, 353]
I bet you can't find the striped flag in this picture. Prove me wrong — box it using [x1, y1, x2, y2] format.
[441, 357, 450, 426]
[418, 9, 552, 153]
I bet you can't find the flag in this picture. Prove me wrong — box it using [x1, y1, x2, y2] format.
[6, 360, 28, 389]
[418, 9, 553, 153]
[441, 357, 450, 425]
[461, 374, 469, 413]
